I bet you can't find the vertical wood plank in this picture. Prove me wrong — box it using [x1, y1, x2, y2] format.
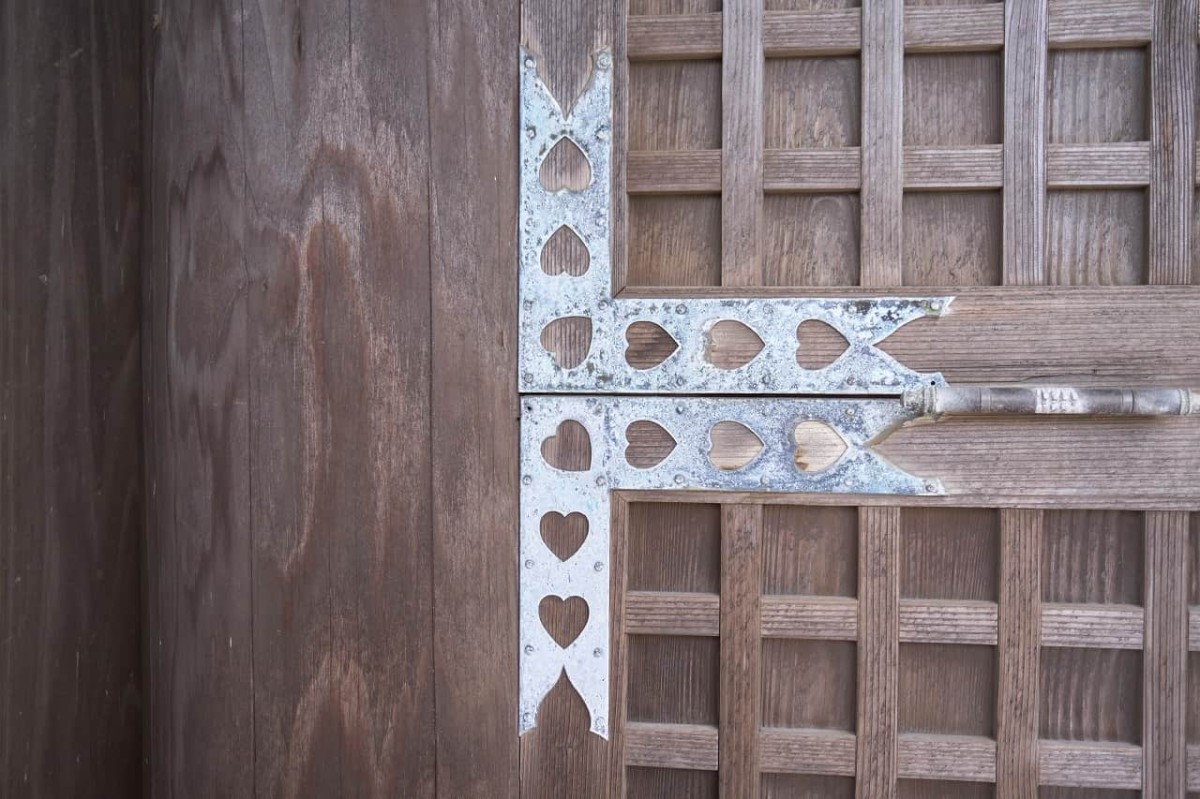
[431, 0, 521, 796]
[1003, 0, 1048, 285]
[860, 0, 904, 287]
[997, 510, 1042, 799]
[1144, 512, 1188, 797]
[1149, 0, 1196, 286]
[519, 1, 618, 796]
[2, 0, 144, 795]
[721, 0, 763, 286]
[857, 506, 899, 798]
[242, 0, 437, 795]
[720, 504, 762, 799]
[146, 1, 253, 795]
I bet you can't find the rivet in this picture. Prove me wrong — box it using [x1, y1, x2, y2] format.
[525, 127, 536, 139]
[843, 407, 856, 417]
[597, 299, 610, 310]
[524, 644, 534, 654]
[843, 478, 853, 487]
[522, 372, 533, 383]
[675, 375, 686, 387]
[595, 475, 606, 486]
[844, 375, 857, 386]
[596, 52, 612, 70]
[522, 299, 533, 311]
[675, 303, 686, 314]
[674, 474, 685, 485]
[924, 481, 938, 493]
[524, 559, 535, 569]
[522, 712, 533, 724]
[675, 404, 686, 414]
[522, 475, 533, 485]
[593, 561, 604, 572]
[596, 129, 609, 141]
[762, 374, 773, 386]
[759, 476, 770, 486]
[524, 57, 535, 69]
[593, 648, 603, 658]
[595, 717, 606, 730]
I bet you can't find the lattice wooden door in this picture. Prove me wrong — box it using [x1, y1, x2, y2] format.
[518, 1, 1199, 797]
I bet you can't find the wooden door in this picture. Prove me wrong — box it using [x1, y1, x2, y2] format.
[519, 1, 1200, 798]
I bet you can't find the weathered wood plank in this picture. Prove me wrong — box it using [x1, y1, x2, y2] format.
[721, 2, 762, 287]
[719, 505, 761, 798]
[145, 1, 253, 795]
[857, 507, 899, 797]
[2, 0, 143, 795]
[996, 511, 1040, 798]
[241, 1, 439, 795]
[897, 733, 996, 783]
[1143, 512, 1189, 797]
[625, 722, 718, 770]
[1003, 0, 1048, 285]
[760, 728, 857, 776]
[860, 0, 904, 287]
[1149, 0, 1196, 285]
[1038, 740, 1143, 788]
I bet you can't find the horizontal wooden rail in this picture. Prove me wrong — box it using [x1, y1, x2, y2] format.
[624, 723, 1146, 787]
[627, 143, 1170, 194]
[626, 593, 1193, 650]
[627, 1, 1156, 60]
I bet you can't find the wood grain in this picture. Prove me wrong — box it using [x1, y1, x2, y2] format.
[1150, 0, 1196, 284]
[719, 504, 762, 797]
[145, 1, 253, 794]
[240, 0, 439, 795]
[860, 0, 904, 287]
[1143, 512, 1189, 797]
[721, 1, 763, 287]
[1003, 0, 1048, 285]
[857, 507, 900, 797]
[2, 1, 143, 795]
[996, 510, 1041, 798]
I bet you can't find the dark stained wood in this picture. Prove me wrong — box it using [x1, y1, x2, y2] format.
[241, 0, 438, 795]
[144, 1, 253, 795]
[718, 504, 762, 797]
[1, 0, 143, 795]
[430, 0, 522, 795]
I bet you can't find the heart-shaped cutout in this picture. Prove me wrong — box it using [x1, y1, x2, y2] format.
[705, 320, 764, 370]
[624, 420, 677, 468]
[708, 421, 764, 470]
[541, 317, 592, 369]
[540, 595, 590, 648]
[796, 320, 850, 369]
[540, 137, 592, 192]
[541, 511, 589, 561]
[793, 420, 848, 472]
[541, 419, 592, 471]
[541, 224, 590, 276]
[625, 321, 679, 370]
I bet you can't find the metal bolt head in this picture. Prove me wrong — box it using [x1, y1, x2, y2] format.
[675, 404, 685, 414]
[524, 559, 534, 569]
[593, 648, 603, 658]
[522, 372, 533, 383]
[524, 57, 535, 69]
[525, 127, 536, 139]
[522, 475, 533, 485]
[843, 407, 856, 418]
[675, 303, 686, 314]
[597, 299, 610, 310]
[924, 481, 938, 493]
[593, 561, 604, 572]
[524, 644, 534, 654]
[522, 299, 533, 311]
[595, 51, 612, 70]
[673, 474, 685, 485]
[595, 475, 606, 487]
